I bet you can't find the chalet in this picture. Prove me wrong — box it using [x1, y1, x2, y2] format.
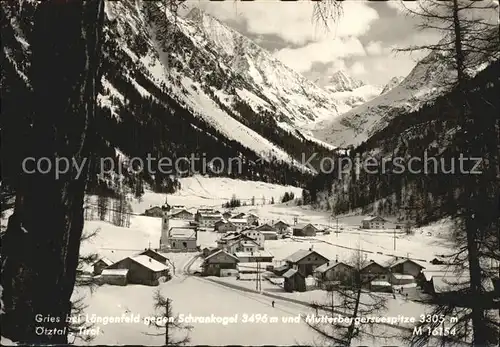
[246, 213, 259, 225]
[274, 221, 290, 233]
[261, 231, 278, 240]
[387, 258, 425, 278]
[202, 247, 219, 258]
[284, 249, 329, 277]
[107, 255, 170, 286]
[169, 227, 198, 252]
[241, 229, 265, 249]
[360, 261, 390, 285]
[170, 209, 194, 220]
[256, 223, 276, 232]
[222, 211, 232, 219]
[314, 261, 355, 287]
[93, 257, 113, 275]
[283, 269, 306, 292]
[214, 220, 236, 233]
[100, 269, 129, 286]
[138, 249, 168, 265]
[195, 211, 223, 228]
[361, 216, 388, 230]
[217, 233, 259, 254]
[227, 218, 248, 231]
[202, 250, 239, 276]
[144, 206, 163, 217]
[239, 240, 260, 253]
[390, 273, 415, 286]
[234, 250, 274, 263]
[292, 223, 318, 237]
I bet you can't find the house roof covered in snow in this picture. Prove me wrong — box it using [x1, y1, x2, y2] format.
[432, 276, 495, 293]
[228, 218, 248, 224]
[256, 223, 276, 231]
[392, 273, 415, 280]
[169, 228, 196, 240]
[234, 250, 274, 258]
[292, 223, 317, 230]
[205, 250, 239, 262]
[170, 208, 193, 216]
[130, 255, 169, 272]
[283, 269, 302, 278]
[169, 219, 192, 229]
[237, 262, 274, 270]
[361, 260, 387, 272]
[371, 280, 391, 286]
[274, 220, 290, 227]
[95, 257, 113, 266]
[385, 258, 425, 269]
[284, 249, 327, 263]
[314, 261, 353, 273]
[101, 269, 129, 276]
[138, 249, 168, 261]
[240, 240, 259, 247]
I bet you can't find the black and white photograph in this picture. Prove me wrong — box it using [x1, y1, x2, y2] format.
[1, 0, 499, 346]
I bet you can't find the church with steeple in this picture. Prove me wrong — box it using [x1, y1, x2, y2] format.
[159, 196, 198, 252]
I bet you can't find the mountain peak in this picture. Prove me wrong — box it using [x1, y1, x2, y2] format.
[326, 70, 365, 92]
[380, 76, 404, 95]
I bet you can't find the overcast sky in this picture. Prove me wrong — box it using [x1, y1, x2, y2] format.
[189, 0, 446, 86]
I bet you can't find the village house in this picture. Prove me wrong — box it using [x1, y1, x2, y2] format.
[100, 269, 129, 286]
[246, 213, 259, 225]
[361, 216, 388, 229]
[202, 250, 239, 276]
[202, 247, 219, 258]
[169, 209, 194, 220]
[274, 221, 290, 233]
[241, 229, 265, 249]
[138, 249, 168, 265]
[292, 223, 318, 237]
[390, 273, 415, 286]
[261, 230, 278, 240]
[216, 232, 255, 252]
[214, 220, 236, 233]
[144, 206, 163, 217]
[387, 258, 425, 279]
[106, 255, 170, 286]
[93, 257, 113, 275]
[283, 248, 329, 277]
[222, 211, 232, 219]
[195, 210, 223, 228]
[169, 227, 198, 252]
[234, 250, 274, 263]
[232, 212, 246, 219]
[314, 261, 355, 288]
[360, 261, 390, 286]
[283, 269, 306, 292]
[256, 223, 276, 232]
[227, 218, 248, 231]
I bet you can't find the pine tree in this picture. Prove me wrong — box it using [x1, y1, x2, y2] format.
[146, 291, 192, 346]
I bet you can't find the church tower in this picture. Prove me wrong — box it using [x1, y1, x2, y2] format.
[160, 199, 170, 251]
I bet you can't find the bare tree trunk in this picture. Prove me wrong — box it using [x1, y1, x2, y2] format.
[1, 0, 105, 344]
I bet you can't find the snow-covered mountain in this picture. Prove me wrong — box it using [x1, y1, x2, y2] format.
[3, 0, 347, 190]
[324, 70, 365, 93]
[312, 34, 498, 148]
[380, 76, 404, 95]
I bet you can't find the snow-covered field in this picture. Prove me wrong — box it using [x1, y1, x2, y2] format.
[131, 175, 303, 214]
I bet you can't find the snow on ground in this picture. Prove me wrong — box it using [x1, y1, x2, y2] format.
[130, 175, 303, 213]
[72, 276, 325, 346]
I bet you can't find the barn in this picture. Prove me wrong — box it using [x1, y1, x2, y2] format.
[138, 249, 168, 265]
[93, 257, 113, 275]
[107, 255, 170, 286]
[100, 269, 129, 286]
